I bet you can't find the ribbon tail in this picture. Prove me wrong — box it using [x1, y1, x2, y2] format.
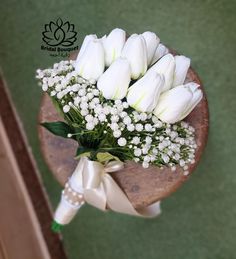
[83, 184, 107, 211]
[82, 158, 108, 211]
[70, 156, 86, 193]
[103, 174, 161, 217]
[135, 202, 161, 217]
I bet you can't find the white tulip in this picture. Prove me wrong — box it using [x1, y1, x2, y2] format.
[77, 34, 97, 59]
[142, 31, 160, 66]
[153, 83, 203, 123]
[154, 85, 192, 123]
[151, 43, 169, 65]
[97, 58, 131, 100]
[148, 53, 175, 92]
[75, 39, 105, 80]
[103, 28, 126, 67]
[127, 71, 165, 112]
[173, 55, 191, 87]
[180, 82, 203, 119]
[121, 34, 147, 79]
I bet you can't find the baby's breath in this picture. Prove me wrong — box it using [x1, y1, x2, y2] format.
[36, 60, 197, 171]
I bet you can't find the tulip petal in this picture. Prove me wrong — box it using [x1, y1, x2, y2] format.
[186, 82, 200, 92]
[127, 71, 165, 112]
[148, 54, 175, 92]
[150, 43, 169, 65]
[97, 57, 131, 100]
[77, 34, 97, 59]
[142, 31, 160, 66]
[121, 34, 148, 79]
[103, 28, 126, 67]
[173, 55, 190, 87]
[179, 82, 203, 120]
[75, 39, 105, 80]
[153, 85, 193, 123]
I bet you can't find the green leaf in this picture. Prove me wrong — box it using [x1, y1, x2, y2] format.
[41, 121, 73, 138]
[96, 152, 120, 163]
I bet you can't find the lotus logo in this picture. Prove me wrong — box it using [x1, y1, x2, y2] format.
[42, 18, 77, 47]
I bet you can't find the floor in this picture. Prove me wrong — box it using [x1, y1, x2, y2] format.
[0, 0, 236, 259]
[0, 117, 50, 259]
[0, 78, 66, 259]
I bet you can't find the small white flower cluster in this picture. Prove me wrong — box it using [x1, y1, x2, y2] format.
[36, 60, 197, 173]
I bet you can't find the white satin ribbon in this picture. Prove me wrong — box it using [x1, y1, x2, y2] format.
[54, 157, 161, 225]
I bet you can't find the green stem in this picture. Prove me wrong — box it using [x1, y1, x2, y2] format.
[51, 220, 63, 233]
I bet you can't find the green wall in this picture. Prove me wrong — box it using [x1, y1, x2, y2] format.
[0, 0, 236, 258]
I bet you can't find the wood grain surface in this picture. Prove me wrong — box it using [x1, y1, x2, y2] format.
[38, 51, 209, 209]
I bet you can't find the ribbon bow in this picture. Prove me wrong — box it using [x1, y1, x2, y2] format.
[54, 157, 161, 226]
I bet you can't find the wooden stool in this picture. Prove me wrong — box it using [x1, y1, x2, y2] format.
[38, 52, 209, 209]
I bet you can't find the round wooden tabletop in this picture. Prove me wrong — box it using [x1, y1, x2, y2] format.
[38, 53, 209, 209]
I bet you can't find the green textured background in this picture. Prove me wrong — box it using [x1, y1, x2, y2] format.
[0, 0, 236, 258]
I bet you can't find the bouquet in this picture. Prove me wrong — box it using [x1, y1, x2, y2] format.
[36, 28, 203, 231]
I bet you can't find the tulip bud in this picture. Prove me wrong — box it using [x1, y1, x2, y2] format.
[77, 34, 97, 59]
[150, 43, 169, 65]
[153, 85, 193, 123]
[97, 58, 131, 100]
[153, 83, 203, 123]
[179, 82, 203, 120]
[127, 71, 165, 112]
[148, 53, 175, 92]
[75, 39, 105, 80]
[142, 31, 160, 66]
[173, 55, 190, 87]
[121, 34, 148, 79]
[103, 28, 126, 67]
